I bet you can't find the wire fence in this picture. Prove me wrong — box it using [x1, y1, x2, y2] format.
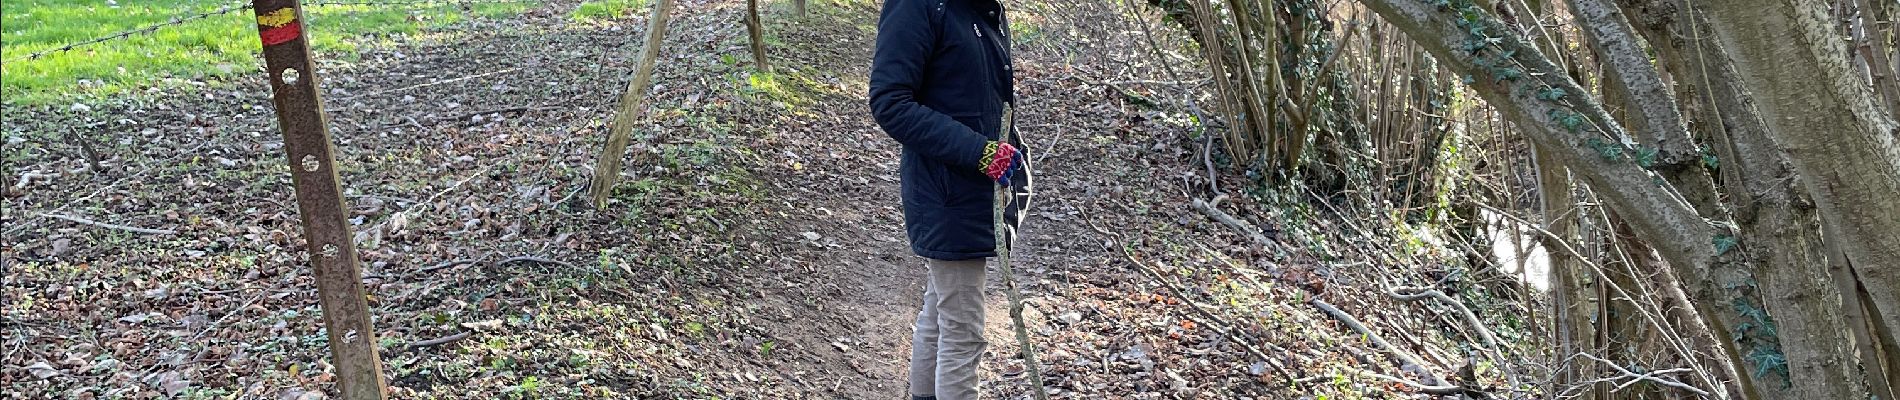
[0, 0, 544, 64]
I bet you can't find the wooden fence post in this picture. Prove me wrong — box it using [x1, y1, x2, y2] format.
[587, 0, 677, 209]
[250, 1, 388, 398]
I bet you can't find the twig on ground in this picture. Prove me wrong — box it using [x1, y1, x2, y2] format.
[1387, 286, 1502, 350]
[39, 213, 175, 235]
[1569, 353, 1710, 397]
[1060, 195, 1297, 379]
[1310, 298, 1453, 388]
[416, 259, 478, 275]
[1127, 251, 1294, 378]
[13, 171, 56, 190]
[1355, 369, 1470, 396]
[405, 331, 473, 351]
[387, 106, 548, 127]
[497, 255, 572, 268]
[1189, 197, 1275, 247]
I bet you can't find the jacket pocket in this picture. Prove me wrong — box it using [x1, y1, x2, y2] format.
[949, 112, 988, 139]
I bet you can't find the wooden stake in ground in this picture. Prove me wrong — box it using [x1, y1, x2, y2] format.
[745, 0, 771, 72]
[587, 0, 677, 209]
[993, 106, 1049, 400]
[250, 1, 387, 398]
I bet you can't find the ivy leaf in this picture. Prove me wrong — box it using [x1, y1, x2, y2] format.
[1714, 234, 1739, 256]
[1560, 114, 1587, 133]
[1494, 67, 1522, 82]
[1536, 87, 1567, 101]
[1746, 347, 1788, 381]
[1463, 38, 1489, 53]
[1635, 146, 1658, 168]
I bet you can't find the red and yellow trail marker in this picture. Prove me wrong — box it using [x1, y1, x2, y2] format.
[256, 7, 301, 46]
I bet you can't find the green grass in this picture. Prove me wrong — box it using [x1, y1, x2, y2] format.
[570, 0, 648, 22]
[0, 0, 536, 105]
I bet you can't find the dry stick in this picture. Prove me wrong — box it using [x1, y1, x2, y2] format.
[1115, 0, 1218, 196]
[1063, 196, 1295, 378]
[1387, 286, 1501, 350]
[39, 213, 176, 235]
[497, 255, 572, 268]
[1123, 249, 1293, 377]
[415, 259, 477, 275]
[1309, 298, 1456, 390]
[404, 331, 473, 351]
[1189, 198, 1274, 247]
[1388, 284, 1524, 393]
[1572, 352, 1711, 397]
[995, 109, 1051, 400]
[1477, 203, 1722, 393]
[1348, 368, 1469, 396]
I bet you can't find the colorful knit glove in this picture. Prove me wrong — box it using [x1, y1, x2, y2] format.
[980, 141, 1021, 186]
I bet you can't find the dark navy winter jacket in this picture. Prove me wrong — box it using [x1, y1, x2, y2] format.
[868, 0, 1017, 260]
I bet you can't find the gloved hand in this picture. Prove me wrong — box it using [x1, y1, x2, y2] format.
[980, 141, 1021, 186]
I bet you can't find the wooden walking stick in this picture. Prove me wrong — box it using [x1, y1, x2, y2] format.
[994, 106, 1050, 400]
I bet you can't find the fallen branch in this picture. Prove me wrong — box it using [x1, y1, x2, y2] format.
[405, 331, 473, 351]
[1310, 298, 1452, 388]
[1190, 197, 1274, 246]
[387, 106, 546, 127]
[1127, 252, 1293, 378]
[1387, 286, 1502, 350]
[1350, 367, 1469, 396]
[40, 213, 175, 235]
[415, 259, 478, 275]
[1567, 353, 1711, 397]
[1060, 195, 1297, 379]
[497, 255, 572, 268]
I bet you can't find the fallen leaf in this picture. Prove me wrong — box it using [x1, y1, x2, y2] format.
[25, 362, 60, 379]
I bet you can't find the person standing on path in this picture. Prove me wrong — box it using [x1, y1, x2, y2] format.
[867, 0, 1026, 397]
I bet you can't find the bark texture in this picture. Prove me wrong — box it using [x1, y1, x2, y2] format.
[1698, 0, 1900, 387]
[586, 0, 676, 208]
[1352, 0, 1761, 397]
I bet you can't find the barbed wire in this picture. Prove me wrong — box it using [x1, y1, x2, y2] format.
[0, 3, 254, 64]
[0, 0, 543, 65]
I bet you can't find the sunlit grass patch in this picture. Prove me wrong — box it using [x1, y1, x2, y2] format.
[570, 0, 649, 22]
[0, 0, 538, 105]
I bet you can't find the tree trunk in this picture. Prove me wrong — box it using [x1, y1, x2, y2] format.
[1697, 0, 1900, 381]
[1566, 0, 1722, 218]
[1833, 236, 1900, 400]
[586, 0, 676, 209]
[1351, 0, 1763, 397]
[746, 0, 771, 72]
[795, 0, 807, 19]
[1536, 147, 1599, 399]
[1599, 0, 1876, 397]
